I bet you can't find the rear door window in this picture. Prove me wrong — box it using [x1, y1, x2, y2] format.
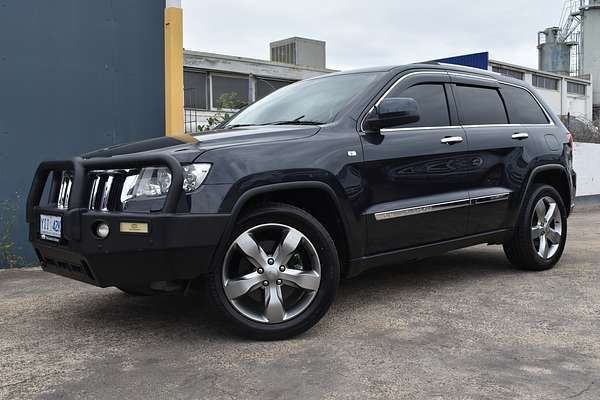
[454, 85, 508, 125]
[386, 83, 451, 128]
[500, 84, 549, 125]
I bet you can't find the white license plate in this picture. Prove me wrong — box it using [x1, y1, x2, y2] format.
[40, 214, 62, 241]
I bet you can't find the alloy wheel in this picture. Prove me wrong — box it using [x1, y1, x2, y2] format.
[530, 196, 562, 260]
[222, 223, 322, 324]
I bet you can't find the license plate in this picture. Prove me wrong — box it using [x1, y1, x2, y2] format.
[40, 214, 62, 241]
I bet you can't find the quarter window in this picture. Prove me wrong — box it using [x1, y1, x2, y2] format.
[386, 83, 451, 128]
[501, 85, 549, 125]
[454, 85, 508, 125]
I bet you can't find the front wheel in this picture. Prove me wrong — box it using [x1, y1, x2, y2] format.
[503, 184, 568, 271]
[208, 203, 340, 340]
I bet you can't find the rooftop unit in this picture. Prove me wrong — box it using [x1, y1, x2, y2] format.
[270, 37, 326, 69]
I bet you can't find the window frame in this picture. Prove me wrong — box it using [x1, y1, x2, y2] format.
[491, 66, 525, 81]
[255, 76, 294, 101]
[360, 70, 554, 133]
[360, 71, 462, 133]
[452, 83, 510, 127]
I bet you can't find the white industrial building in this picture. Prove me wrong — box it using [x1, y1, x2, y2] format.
[489, 59, 593, 121]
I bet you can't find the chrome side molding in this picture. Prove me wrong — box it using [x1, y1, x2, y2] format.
[374, 192, 511, 221]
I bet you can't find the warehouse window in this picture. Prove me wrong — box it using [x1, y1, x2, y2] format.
[211, 74, 249, 110]
[532, 75, 559, 91]
[567, 81, 586, 96]
[454, 85, 508, 125]
[492, 66, 524, 80]
[256, 78, 293, 100]
[501, 84, 549, 125]
[184, 71, 208, 110]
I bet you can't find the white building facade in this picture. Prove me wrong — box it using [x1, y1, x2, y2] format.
[489, 59, 594, 121]
[183, 49, 335, 133]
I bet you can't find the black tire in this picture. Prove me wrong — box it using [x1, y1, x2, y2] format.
[208, 202, 340, 340]
[503, 184, 567, 271]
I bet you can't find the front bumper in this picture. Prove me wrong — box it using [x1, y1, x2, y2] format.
[27, 154, 229, 288]
[30, 207, 229, 287]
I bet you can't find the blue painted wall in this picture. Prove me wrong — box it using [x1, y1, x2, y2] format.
[0, 0, 166, 266]
[432, 52, 490, 70]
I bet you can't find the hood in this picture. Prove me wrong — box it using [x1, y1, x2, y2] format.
[82, 126, 320, 160]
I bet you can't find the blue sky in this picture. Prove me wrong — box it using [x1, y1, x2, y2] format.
[183, 0, 566, 71]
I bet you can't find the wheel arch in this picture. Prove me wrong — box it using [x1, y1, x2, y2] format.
[215, 181, 356, 277]
[519, 164, 573, 217]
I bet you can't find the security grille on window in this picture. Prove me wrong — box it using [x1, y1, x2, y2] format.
[211, 75, 249, 110]
[256, 78, 293, 100]
[532, 75, 559, 91]
[567, 81, 586, 96]
[184, 71, 208, 110]
[491, 66, 524, 81]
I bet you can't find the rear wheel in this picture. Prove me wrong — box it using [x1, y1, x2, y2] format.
[503, 184, 567, 271]
[208, 203, 339, 340]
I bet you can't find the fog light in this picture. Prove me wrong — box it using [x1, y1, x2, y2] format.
[96, 223, 110, 239]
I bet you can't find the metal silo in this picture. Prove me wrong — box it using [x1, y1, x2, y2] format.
[538, 27, 574, 76]
[581, 0, 600, 117]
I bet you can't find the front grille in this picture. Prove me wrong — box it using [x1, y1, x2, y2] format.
[52, 169, 137, 211]
[88, 170, 136, 211]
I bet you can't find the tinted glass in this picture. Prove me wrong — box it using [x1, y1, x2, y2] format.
[386, 84, 450, 128]
[501, 84, 549, 124]
[184, 71, 208, 109]
[454, 85, 508, 125]
[212, 75, 249, 109]
[225, 72, 380, 127]
[256, 78, 293, 100]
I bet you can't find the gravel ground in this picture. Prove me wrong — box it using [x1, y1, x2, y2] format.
[1, 208, 600, 400]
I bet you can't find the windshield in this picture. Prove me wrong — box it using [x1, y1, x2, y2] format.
[224, 72, 380, 128]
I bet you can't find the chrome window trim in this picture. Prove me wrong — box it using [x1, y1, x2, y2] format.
[360, 70, 555, 134]
[373, 192, 511, 221]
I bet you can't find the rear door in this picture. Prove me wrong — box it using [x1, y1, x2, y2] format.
[361, 72, 472, 254]
[450, 74, 550, 234]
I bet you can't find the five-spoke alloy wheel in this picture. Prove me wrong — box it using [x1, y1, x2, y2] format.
[209, 203, 340, 340]
[222, 223, 322, 324]
[504, 184, 567, 271]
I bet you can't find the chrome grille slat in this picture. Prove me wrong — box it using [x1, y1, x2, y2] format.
[88, 176, 101, 209]
[57, 172, 73, 209]
[99, 175, 114, 211]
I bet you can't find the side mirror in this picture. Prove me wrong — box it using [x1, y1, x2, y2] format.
[364, 97, 420, 131]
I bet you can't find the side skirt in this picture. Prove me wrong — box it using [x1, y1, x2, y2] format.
[347, 229, 512, 278]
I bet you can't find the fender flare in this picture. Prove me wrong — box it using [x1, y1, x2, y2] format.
[518, 164, 573, 216]
[209, 181, 354, 272]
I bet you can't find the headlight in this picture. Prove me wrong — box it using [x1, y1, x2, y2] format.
[122, 163, 211, 201]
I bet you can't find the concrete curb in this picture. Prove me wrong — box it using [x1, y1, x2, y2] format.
[574, 194, 600, 210]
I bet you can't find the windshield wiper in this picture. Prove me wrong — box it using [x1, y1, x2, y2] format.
[260, 115, 324, 126]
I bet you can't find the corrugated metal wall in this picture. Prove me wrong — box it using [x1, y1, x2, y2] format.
[0, 0, 166, 266]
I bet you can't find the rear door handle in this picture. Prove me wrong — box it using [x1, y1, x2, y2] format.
[512, 132, 529, 140]
[440, 136, 464, 145]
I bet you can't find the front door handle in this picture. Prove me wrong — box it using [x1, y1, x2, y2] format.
[512, 132, 529, 140]
[440, 136, 464, 145]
